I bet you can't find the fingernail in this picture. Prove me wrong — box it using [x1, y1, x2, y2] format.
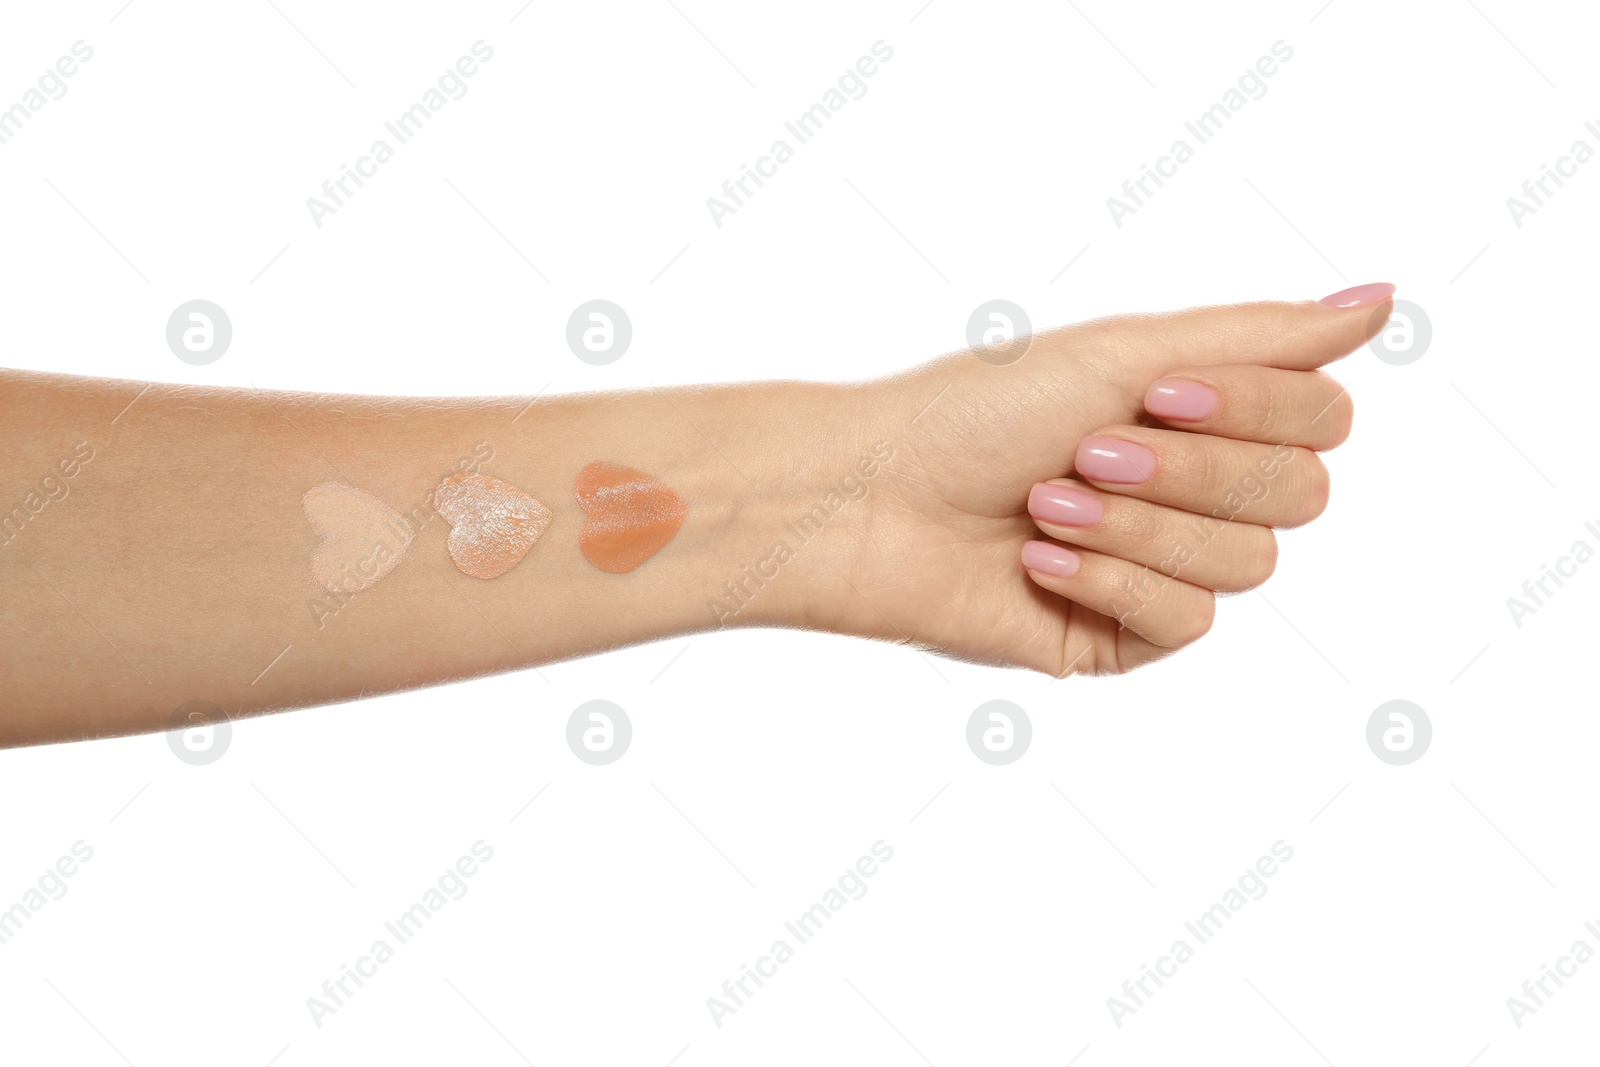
[1021, 540, 1080, 577]
[1318, 282, 1395, 309]
[1028, 482, 1103, 527]
[1075, 435, 1157, 485]
[1145, 378, 1218, 422]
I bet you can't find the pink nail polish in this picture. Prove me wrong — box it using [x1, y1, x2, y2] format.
[1318, 282, 1395, 309]
[1145, 378, 1218, 422]
[1028, 482, 1103, 527]
[1075, 435, 1157, 485]
[1021, 540, 1080, 577]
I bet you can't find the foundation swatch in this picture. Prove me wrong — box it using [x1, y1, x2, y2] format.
[574, 461, 688, 573]
[431, 471, 553, 579]
[303, 482, 413, 594]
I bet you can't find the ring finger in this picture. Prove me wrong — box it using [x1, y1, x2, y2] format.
[1027, 478, 1276, 592]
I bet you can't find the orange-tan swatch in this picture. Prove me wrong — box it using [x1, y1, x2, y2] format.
[574, 461, 688, 573]
[431, 471, 553, 579]
[303, 482, 413, 593]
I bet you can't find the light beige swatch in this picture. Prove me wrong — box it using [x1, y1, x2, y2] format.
[431, 471, 553, 579]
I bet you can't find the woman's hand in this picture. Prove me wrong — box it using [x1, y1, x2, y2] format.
[821, 288, 1390, 676]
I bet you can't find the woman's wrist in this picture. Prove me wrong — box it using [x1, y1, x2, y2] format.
[634, 378, 891, 636]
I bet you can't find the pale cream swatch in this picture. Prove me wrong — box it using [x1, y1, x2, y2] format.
[303, 482, 413, 594]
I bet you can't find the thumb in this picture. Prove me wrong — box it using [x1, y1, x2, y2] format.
[1091, 282, 1397, 375]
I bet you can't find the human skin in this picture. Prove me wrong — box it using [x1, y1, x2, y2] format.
[0, 288, 1387, 747]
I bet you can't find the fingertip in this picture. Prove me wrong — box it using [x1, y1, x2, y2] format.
[1319, 386, 1356, 449]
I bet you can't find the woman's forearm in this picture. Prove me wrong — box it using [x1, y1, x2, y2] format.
[0, 370, 883, 746]
[2, 294, 1385, 747]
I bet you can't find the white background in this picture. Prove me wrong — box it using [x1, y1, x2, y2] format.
[1, 1, 1596, 1063]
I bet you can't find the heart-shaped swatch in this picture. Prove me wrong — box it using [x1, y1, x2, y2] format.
[431, 471, 553, 580]
[574, 461, 688, 574]
[303, 482, 413, 594]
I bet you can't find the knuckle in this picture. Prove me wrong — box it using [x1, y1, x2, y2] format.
[1178, 438, 1228, 500]
[1173, 592, 1216, 646]
[1245, 379, 1285, 440]
[1271, 449, 1330, 527]
[1104, 496, 1170, 557]
[1293, 453, 1332, 525]
[1305, 372, 1354, 447]
[1208, 527, 1279, 592]
[1323, 389, 1356, 447]
[1251, 529, 1280, 586]
[1230, 528, 1279, 590]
